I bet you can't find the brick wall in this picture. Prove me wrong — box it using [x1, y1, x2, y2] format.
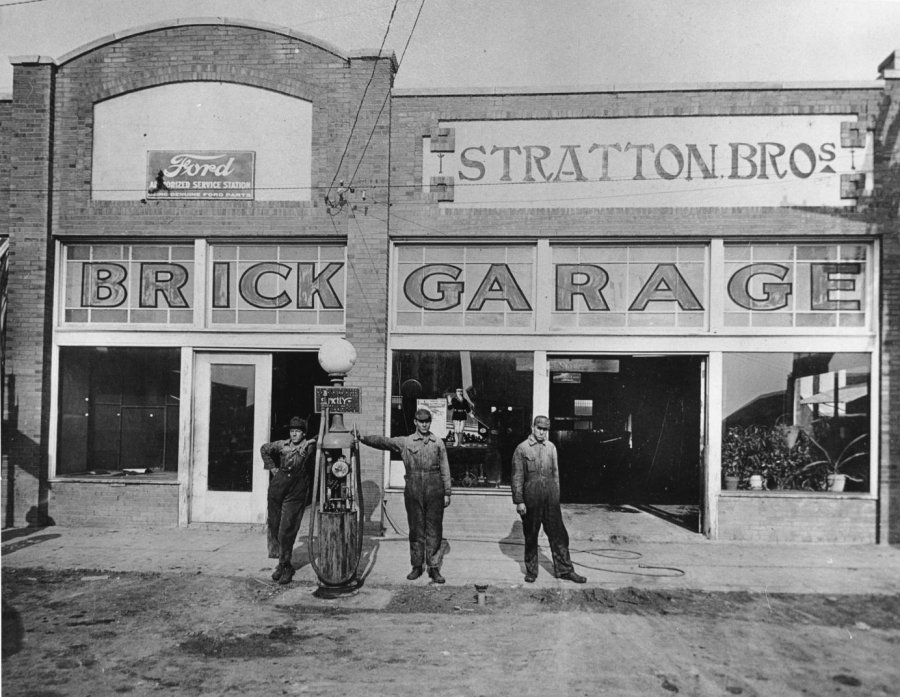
[874, 69, 900, 544]
[2, 21, 394, 527]
[4, 60, 55, 527]
[718, 494, 877, 543]
[49, 481, 179, 526]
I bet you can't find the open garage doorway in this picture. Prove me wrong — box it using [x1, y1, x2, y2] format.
[269, 352, 330, 442]
[549, 355, 704, 534]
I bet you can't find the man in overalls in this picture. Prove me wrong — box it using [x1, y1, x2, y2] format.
[354, 408, 452, 583]
[261, 416, 317, 585]
[511, 415, 586, 584]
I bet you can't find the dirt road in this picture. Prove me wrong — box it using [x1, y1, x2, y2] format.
[3, 567, 899, 696]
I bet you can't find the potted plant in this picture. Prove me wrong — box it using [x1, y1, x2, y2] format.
[722, 423, 816, 491]
[802, 429, 868, 492]
[721, 427, 746, 489]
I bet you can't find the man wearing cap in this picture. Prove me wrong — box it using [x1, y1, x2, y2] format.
[261, 416, 317, 585]
[511, 415, 586, 584]
[353, 409, 451, 583]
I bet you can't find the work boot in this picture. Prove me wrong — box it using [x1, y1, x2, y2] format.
[428, 568, 445, 584]
[278, 564, 295, 585]
[559, 571, 587, 584]
[406, 566, 424, 580]
[271, 564, 284, 582]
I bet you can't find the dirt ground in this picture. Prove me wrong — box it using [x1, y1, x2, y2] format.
[3, 567, 900, 697]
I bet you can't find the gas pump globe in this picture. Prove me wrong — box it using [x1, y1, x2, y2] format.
[308, 338, 364, 598]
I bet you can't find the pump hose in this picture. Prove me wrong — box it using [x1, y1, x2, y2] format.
[379, 499, 684, 578]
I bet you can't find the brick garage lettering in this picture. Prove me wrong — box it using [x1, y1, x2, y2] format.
[80, 261, 344, 310]
[402, 262, 864, 313]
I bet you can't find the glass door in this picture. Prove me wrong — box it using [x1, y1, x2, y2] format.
[191, 353, 271, 523]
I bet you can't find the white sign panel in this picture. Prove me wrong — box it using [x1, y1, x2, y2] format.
[422, 115, 869, 208]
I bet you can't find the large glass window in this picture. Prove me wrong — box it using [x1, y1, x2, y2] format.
[58, 347, 180, 476]
[391, 351, 533, 487]
[722, 353, 870, 493]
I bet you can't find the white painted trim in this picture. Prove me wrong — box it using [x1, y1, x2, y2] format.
[193, 240, 206, 332]
[53, 331, 340, 350]
[533, 351, 548, 419]
[707, 352, 724, 540]
[709, 240, 725, 334]
[177, 347, 193, 526]
[535, 241, 552, 333]
[389, 334, 875, 353]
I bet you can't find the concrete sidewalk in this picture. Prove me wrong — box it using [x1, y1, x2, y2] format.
[3, 523, 899, 596]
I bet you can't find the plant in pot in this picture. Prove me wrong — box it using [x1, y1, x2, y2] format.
[721, 426, 756, 490]
[764, 423, 817, 491]
[802, 428, 868, 492]
[722, 422, 816, 491]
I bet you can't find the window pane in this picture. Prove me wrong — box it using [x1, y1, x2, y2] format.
[207, 364, 255, 492]
[57, 347, 180, 475]
[722, 353, 870, 492]
[391, 351, 533, 487]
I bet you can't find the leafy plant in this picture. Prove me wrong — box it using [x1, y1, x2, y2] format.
[722, 423, 817, 490]
[802, 428, 868, 487]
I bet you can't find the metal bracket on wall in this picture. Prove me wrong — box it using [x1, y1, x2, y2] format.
[840, 120, 867, 149]
[840, 172, 866, 199]
[430, 176, 455, 202]
[430, 127, 456, 152]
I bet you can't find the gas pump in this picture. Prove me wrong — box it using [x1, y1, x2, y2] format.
[307, 339, 364, 598]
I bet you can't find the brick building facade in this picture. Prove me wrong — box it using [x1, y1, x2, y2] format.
[1, 20, 897, 543]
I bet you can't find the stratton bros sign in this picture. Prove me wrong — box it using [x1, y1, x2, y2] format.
[422, 115, 871, 208]
[147, 151, 256, 199]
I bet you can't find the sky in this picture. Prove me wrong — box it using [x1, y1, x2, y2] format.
[1, 0, 899, 95]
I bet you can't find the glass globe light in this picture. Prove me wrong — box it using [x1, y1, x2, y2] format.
[317, 337, 357, 377]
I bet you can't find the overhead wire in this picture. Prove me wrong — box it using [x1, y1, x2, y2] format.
[344, 0, 427, 193]
[325, 0, 400, 205]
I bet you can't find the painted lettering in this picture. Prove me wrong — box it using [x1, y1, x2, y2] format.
[685, 144, 717, 180]
[810, 263, 861, 311]
[587, 143, 622, 181]
[523, 145, 552, 182]
[81, 263, 127, 307]
[553, 145, 588, 182]
[403, 264, 464, 310]
[758, 142, 787, 180]
[459, 146, 486, 181]
[628, 264, 704, 311]
[296, 262, 344, 309]
[490, 146, 522, 182]
[139, 263, 189, 308]
[729, 142, 759, 180]
[467, 264, 532, 311]
[212, 262, 230, 308]
[625, 143, 655, 180]
[728, 263, 792, 310]
[654, 144, 685, 180]
[163, 153, 236, 178]
[556, 264, 610, 311]
[239, 262, 291, 309]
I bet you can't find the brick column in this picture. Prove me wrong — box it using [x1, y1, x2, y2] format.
[342, 54, 395, 533]
[875, 51, 900, 544]
[3, 58, 55, 527]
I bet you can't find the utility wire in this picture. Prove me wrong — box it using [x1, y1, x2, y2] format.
[345, 0, 427, 192]
[325, 0, 400, 202]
